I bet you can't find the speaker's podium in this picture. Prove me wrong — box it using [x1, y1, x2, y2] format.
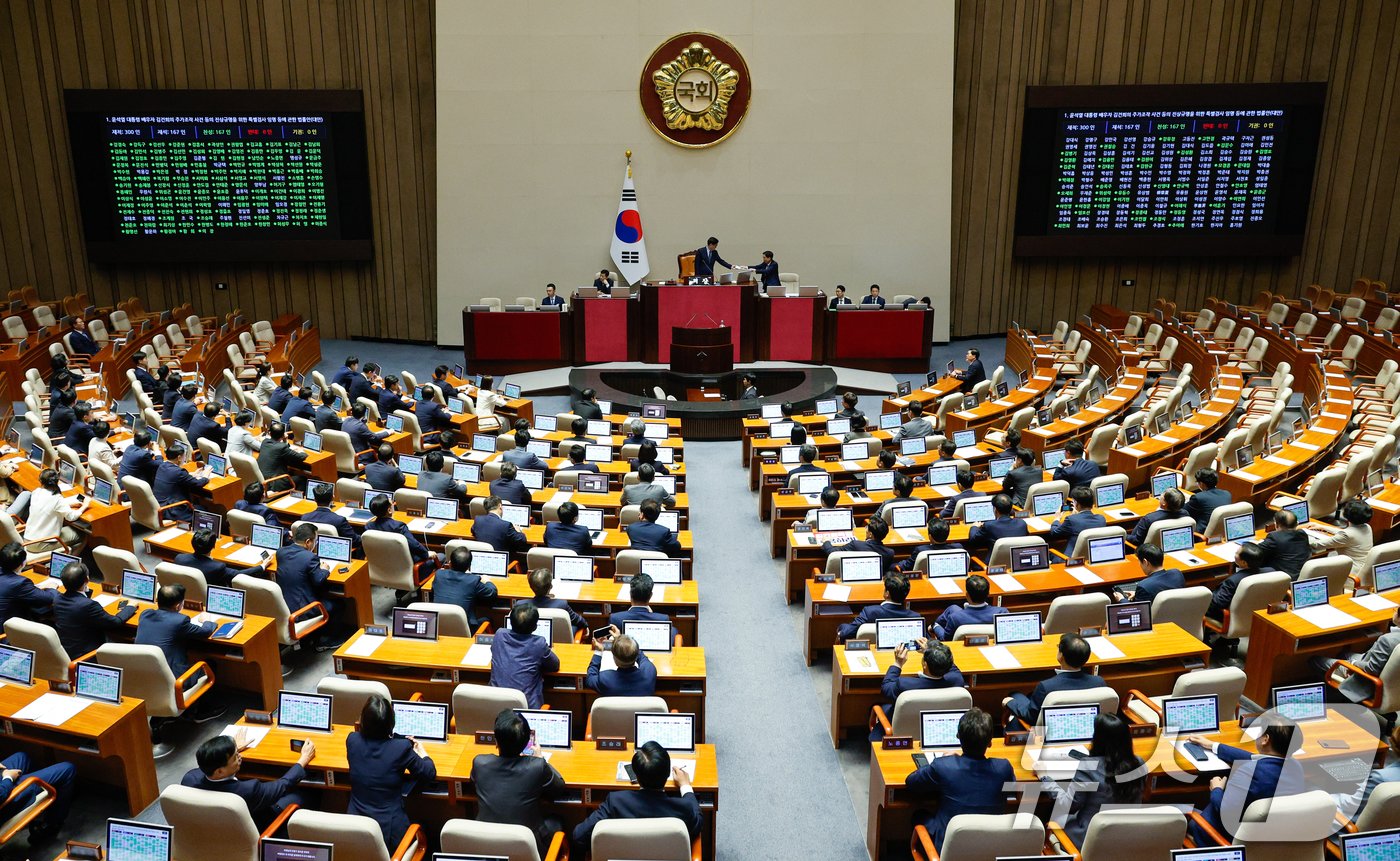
[670, 323, 733, 375]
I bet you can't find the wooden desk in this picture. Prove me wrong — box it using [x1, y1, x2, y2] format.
[880, 376, 963, 416]
[941, 335, 1056, 436]
[829, 623, 1209, 745]
[1022, 365, 1147, 455]
[1241, 592, 1398, 705]
[2, 455, 135, 552]
[332, 631, 709, 737]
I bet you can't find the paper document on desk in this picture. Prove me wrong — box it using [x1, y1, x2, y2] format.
[891, 398, 908, 407]
[1174, 740, 1229, 772]
[992, 399, 1013, 408]
[1294, 441, 1321, 451]
[552, 581, 581, 600]
[1182, 421, 1206, 430]
[13, 693, 93, 726]
[979, 645, 1021, 670]
[954, 447, 982, 459]
[1025, 517, 1052, 531]
[1068, 568, 1103, 585]
[461, 643, 493, 666]
[94, 593, 122, 608]
[1204, 542, 1242, 562]
[222, 725, 270, 749]
[933, 486, 954, 498]
[822, 584, 851, 602]
[931, 578, 963, 595]
[1351, 592, 1397, 612]
[36, 577, 61, 591]
[343, 635, 386, 658]
[227, 545, 269, 566]
[844, 651, 879, 674]
[988, 573, 1024, 592]
[896, 528, 924, 543]
[1063, 417, 1085, 427]
[1167, 551, 1210, 568]
[1264, 455, 1293, 466]
[549, 491, 573, 505]
[1088, 637, 1125, 659]
[270, 496, 301, 511]
[1292, 605, 1359, 630]
[839, 460, 864, 472]
[598, 650, 618, 671]
[148, 526, 187, 546]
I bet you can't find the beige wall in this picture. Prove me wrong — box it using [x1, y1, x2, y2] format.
[436, 0, 955, 345]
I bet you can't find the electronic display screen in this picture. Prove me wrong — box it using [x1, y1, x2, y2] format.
[927, 464, 957, 486]
[1224, 513, 1254, 542]
[875, 618, 925, 650]
[1011, 545, 1049, 572]
[639, 558, 683, 585]
[553, 555, 593, 582]
[278, 690, 333, 732]
[515, 708, 571, 750]
[65, 89, 372, 262]
[864, 471, 895, 492]
[1106, 600, 1151, 635]
[121, 570, 156, 603]
[839, 555, 883, 583]
[1163, 694, 1219, 734]
[1292, 576, 1329, 610]
[108, 819, 173, 861]
[1160, 524, 1195, 553]
[889, 504, 927, 529]
[318, 535, 352, 564]
[1340, 827, 1400, 861]
[205, 585, 246, 619]
[259, 838, 332, 861]
[1088, 535, 1126, 565]
[920, 709, 966, 749]
[469, 550, 509, 578]
[1032, 492, 1064, 516]
[392, 700, 449, 743]
[0, 645, 34, 687]
[815, 508, 854, 533]
[635, 712, 696, 752]
[1043, 704, 1098, 744]
[75, 662, 123, 704]
[922, 550, 969, 578]
[1272, 683, 1326, 722]
[622, 620, 671, 652]
[962, 498, 995, 523]
[994, 612, 1042, 645]
[797, 472, 831, 495]
[1151, 471, 1179, 496]
[1094, 483, 1126, 507]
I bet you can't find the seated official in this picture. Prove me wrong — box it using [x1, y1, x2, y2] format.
[225, 411, 261, 458]
[302, 481, 359, 547]
[473, 375, 507, 429]
[558, 444, 599, 474]
[1002, 633, 1106, 727]
[275, 523, 345, 651]
[1051, 440, 1100, 490]
[87, 420, 120, 473]
[344, 403, 389, 456]
[1039, 713, 1144, 848]
[836, 391, 860, 418]
[53, 561, 136, 658]
[0, 542, 55, 627]
[1257, 508, 1310, 579]
[1311, 498, 1373, 579]
[280, 387, 315, 426]
[788, 443, 824, 477]
[132, 351, 161, 398]
[183, 730, 314, 829]
[491, 602, 560, 709]
[893, 400, 933, 443]
[934, 439, 959, 462]
[1129, 487, 1186, 546]
[364, 495, 438, 586]
[951, 348, 986, 393]
[417, 449, 469, 503]
[429, 364, 458, 402]
[62, 402, 95, 453]
[153, 443, 208, 523]
[187, 404, 228, 453]
[525, 567, 587, 633]
[1311, 606, 1400, 702]
[559, 417, 594, 449]
[233, 482, 279, 529]
[572, 741, 701, 850]
[751, 250, 779, 287]
[256, 422, 307, 493]
[939, 469, 980, 519]
[804, 486, 843, 525]
[1113, 542, 1183, 605]
[739, 373, 759, 400]
[249, 363, 276, 407]
[592, 270, 615, 295]
[544, 501, 592, 554]
[349, 363, 381, 405]
[874, 474, 917, 522]
[47, 391, 76, 440]
[347, 695, 438, 850]
[842, 413, 873, 443]
[1000, 448, 1041, 507]
[313, 395, 341, 433]
[414, 385, 453, 434]
[432, 547, 497, 630]
[331, 356, 361, 391]
[540, 282, 565, 307]
[609, 572, 678, 642]
[65, 316, 99, 356]
[135, 584, 221, 727]
[489, 461, 532, 507]
[23, 468, 91, 554]
[621, 419, 647, 447]
[172, 383, 200, 430]
[267, 375, 294, 414]
[160, 374, 184, 422]
[376, 375, 413, 419]
[899, 518, 963, 573]
[872, 640, 966, 740]
[623, 463, 676, 508]
[966, 494, 1028, 549]
[1185, 467, 1231, 533]
[931, 574, 1007, 640]
[905, 708, 1014, 853]
[823, 513, 895, 573]
[0, 750, 76, 844]
[625, 499, 682, 557]
[1207, 542, 1275, 622]
[1185, 718, 1304, 845]
[585, 628, 657, 696]
[829, 284, 852, 309]
[365, 443, 406, 492]
[175, 528, 264, 589]
[862, 284, 885, 307]
[573, 388, 604, 420]
[473, 495, 531, 554]
[471, 709, 567, 856]
[837, 573, 923, 642]
[503, 430, 549, 471]
[1049, 486, 1106, 555]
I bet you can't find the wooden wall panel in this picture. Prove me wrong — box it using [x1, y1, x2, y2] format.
[0, 0, 435, 341]
[953, 0, 1400, 336]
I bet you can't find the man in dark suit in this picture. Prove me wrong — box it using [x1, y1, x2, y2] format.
[256, 422, 306, 493]
[301, 482, 359, 547]
[939, 469, 981, 519]
[788, 443, 825, 478]
[186, 404, 228, 453]
[861, 284, 886, 307]
[489, 462, 532, 507]
[1000, 447, 1041, 507]
[428, 365, 458, 402]
[572, 741, 701, 850]
[544, 501, 593, 555]
[504, 430, 549, 471]
[331, 357, 360, 391]
[691, 236, 730, 280]
[47, 390, 76, 440]
[344, 404, 389, 458]
[154, 443, 208, 522]
[52, 561, 135, 658]
[823, 513, 895, 573]
[1049, 486, 1107, 556]
[365, 443, 406, 492]
[592, 270, 615, 295]
[182, 731, 314, 829]
[376, 375, 412, 418]
[416, 450, 469, 504]
[171, 383, 200, 430]
[62, 401, 95, 453]
[1052, 439, 1100, 490]
[491, 602, 560, 709]
[313, 397, 342, 433]
[470, 709, 567, 856]
[267, 375, 294, 414]
[1208, 542, 1277, 621]
[432, 547, 497, 629]
[608, 572, 678, 642]
[364, 495, 438, 587]
[1002, 633, 1107, 726]
[65, 317, 100, 356]
[1129, 487, 1187, 546]
[275, 523, 342, 648]
[622, 463, 676, 509]
[415, 385, 453, 434]
[739, 373, 759, 399]
[525, 567, 588, 635]
[905, 708, 1014, 853]
[951, 348, 986, 393]
[279, 387, 315, 427]
[134, 584, 214, 678]
[625, 499, 682, 557]
[558, 445, 599, 474]
[585, 630, 657, 696]
[829, 284, 853, 309]
[473, 495, 531, 554]
[899, 518, 965, 574]
[132, 353, 161, 398]
[0, 543, 53, 628]
[1257, 508, 1311, 578]
[836, 573, 924, 641]
[872, 640, 966, 739]
[348, 364, 379, 404]
[1185, 467, 1232, 533]
[540, 283, 566, 307]
[1114, 542, 1185, 605]
[932, 574, 1009, 640]
[162, 374, 185, 421]
[573, 388, 603, 420]
[233, 482, 280, 529]
[118, 429, 161, 486]
[967, 494, 1029, 549]
[175, 528, 264, 588]
[751, 251, 780, 287]
[559, 418, 595, 451]
[1185, 720, 1304, 845]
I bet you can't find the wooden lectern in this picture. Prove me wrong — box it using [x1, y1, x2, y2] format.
[670, 324, 733, 375]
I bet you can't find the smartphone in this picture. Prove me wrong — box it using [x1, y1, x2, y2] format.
[523, 729, 537, 756]
[624, 762, 637, 783]
[75, 494, 85, 501]
[290, 739, 305, 752]
[592, 626, 613, 641]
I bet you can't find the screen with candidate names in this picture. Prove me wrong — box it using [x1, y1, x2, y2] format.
[864, 471, 896, 492]
[392, 700, 448, 742]
[920, 709, 966, 748]
[1160, 524, 1194, 553]
[622, 620, 671, 652]
[1272, 683, 1326, 722]
[553, 555, 593, 582]
[923, 550, 969, 578]
[470, 550, 509, 577]
[1032, 492, 1064, 516]
[639, 558, 683, 585]
[516, 708, 572, 749]
[875, 618, 925, 650]
[994, 612, 1042, 645]
[816, 508, 854, 532]
[840, 555, 883, 583]
[205, 585, 246, 619]
[107, 819, 174, 861]
[1087, 535, 1126, 564]
[962, 498, 995, 523]
[1224, 513, 1254, 541]
[1094, 483, 1126, 507]
[889, 504, 927, 529]
[1043, 704, 1098, 743]
[635, 712, 696, 752]
[1151, 471, 1179, 496]
[1162, 694, 1220, 734]
[1292, 576, 1329, 610]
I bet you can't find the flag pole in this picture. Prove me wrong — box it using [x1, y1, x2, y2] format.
[626, 149, 632, 178]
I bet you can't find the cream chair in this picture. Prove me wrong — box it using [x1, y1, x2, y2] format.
[160, 784, 294, 861]
[585, 696, 668, 740]
[536, 607, 578, 645]
[591, 818, 697, 861]
[1338, 781, 1400, 839]
[1203, 571, 1291, 650]
[1141, 516, 1195, 549]
[1194, 790, 1338, 861]
[96, 643, 215, 757]
[1066, 525, 1126, 560]
[913, 813, 1044, 861]
[1150, 586, 1213, 640]
[4, 618, 78, 683]
[616, 549, 667, 579]
[988, 536, 1047, 568]
[439, 819, 564, 861]
[323, 429, 367, 475]
[93, 546, 144, 584]
[1042, 593, 1110, 635]
[1299, 554, 1354, 597]
[288, 809, 423, 861]
[362, 531, 421, 596]
[1324, 643, 1400, 715]
[154, 562, 208, 604]
[2, 316, 27, 342]
[871, 687, 973, 739]
[1124, 666, 1246, 726]
[1202, 501, 1254, 542]
[336, 478, 372, 506]
[316, 677, 392, 725]
[406, 601, 472, 638]
[1049, 807, 1186, 861]
[452, 683, 528, 736]
[233, 573, 329, 648]
[393, 487, 430, 514]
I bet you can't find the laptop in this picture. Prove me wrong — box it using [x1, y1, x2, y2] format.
[961, 497, 995, 524]
[1292, 576, 1329, 610]
[278, 690, 334, 732]
[107, 819, 174, 861]
[927, 464, 957, 486]
[75, 662, 123, 704]
[1031, 491, 1064, 517]
[1010, 544, 1050, 573]
[515, 708, 572, 750]
[1340, 828, 1400, 861]
[1105, 601, 1152, 635]
[864, 471, 896, 493]
[121, 569, 157, 604]
[635, 712, 697, 752]
[815, 508, 855, 534]
[1160, 524, 1195, 553]
[399, 454, 424, 476]
[470, 550, 509, 577]
[1093, 482, 1126, 508]
[1272, 682, 1327, 722]
[391, 606, 439, 640]
[1374, 559, 1400, 594]
[888, 504, 927, 530]
[922, 550, 970, 579]
[639, 558, 683, 585]
[1151, 471, 1179, 496]
[0, 644, 34, 687]
[392, 699, 449, 743]
[875, 618, 925, 650]
[988, 456, 1015, 479]
[994, 612, 1043, 645]
[839, 555, 883, 583]
[553, 555, 594, 583]
[260, 838, 333, 861]
[1042, 448, 1067, 471]
[1223, 512, 1254, 542]
[622, 620, 672, 652]
[1087, 535, 1126, 565]
[920, 709, 966, 750]
[1162, 694, 1220, 734]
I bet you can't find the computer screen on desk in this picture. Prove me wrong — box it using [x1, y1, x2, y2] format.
[1291, 576, 1329, 610]
[1094, 482, 1126, 507]
[962, 498, 995, 524]
[640, 558, 683, 585]
[205, 586, 246, 620]
[392, 700, 449, 743]
[994, 612, 1042, 645]
[635, 712, 696, 752]
[1272, 683, 1326, 722]
[879, 412, 902, 430]
[1224, 513, 1254, 542]
[622, 620, 672, 653]
[920, 710, 966, 749]
[875, 618, 925, 650]
[1170, 848, 1246, 861]
[515, 709, 572, 750]
[1087, 535, 1126, 565]
[864, 471, 895, 492]
[1341, 827, 1400, 861]
[0, 644, 33, 687]
[1151, 471, 1179, 496]
[391, 607, 439, 641]
[923, 550, 969, 579]
[1042, 704, 1098, 744]
[278, 691, 333, 733]
[1375, 559, 1400, 594]
[1010, 544, 1050, 573]
[816, 508, 854, 533]
[927, 464, 957, 486]
[1282, 499, 1309, 524]
[839, 555, 883, 583]
[889, 504, 926, 530]
[108, 819, 174, 861]
[553, 555, 593, 582]
[1105, 600, 1151, 635]
[797, 472, 831, 495]
[1042, 448, 1067, 470]
[988, 456, 1014, 479]
[121, 569, 157, 603]
[952, 430, 977, 449]
[1162, 694, 1219, 734]
[76, 662, 122, 704]
[260, 838, 333, 861]
[470, 551, 509, 578]
[1032, 492, 1064, 517]
[1160, 524, 1194, 553]
[453, 461, 482, 484]
[826, 418, 851, 436]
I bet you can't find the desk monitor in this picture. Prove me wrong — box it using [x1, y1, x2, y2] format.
[57, 459, 77, 487]
[534, 414, 558, 432]
[889, 504, 927, 530]
[205, 585, 246, 620]
[988, 456, 1015, 479]
[1292, 576, 1329, 610]
[1106, 600, 1151, 635]
[576, 507, 604, 531]
[1010, 544, 1050, 573]
[1235, 445, 1254, 469]
[920, 709, 966, 749]
[306, 479, 334, 501]
[1087, 535, 1126, 565]
[515, 707, 572, 750]
[994, 612, 1043, 646]
[622, 620, 672, 653]
[1028, 490, 1063, 517]
[1042, 704, 1099, 744]
[1374, 559, 1400, 594]
[399, 454, 424, 476]
[517, 468, 544, 490]
[1124, 425, 1144, 445]
[879, 412, 902, 430]
[815, 398, 837, 416]
[453, 461, 482, 484]
[318, 535, 352, 564]
[75, 662, 123, 704]
[0, 644, 34, 687]
[900, 436, 927, 456]
[525, 439, 552, 459]
[586, 419, 612, 437]
[761, 403, 783, 420]
[1042, 448, 1067, 471]
[897, 380, 913, 397]
[1152, 413, 1170, 436]
[503, 382, 522, 399]
[260, 837, 334, 861]
[1170, 848, 1246, 861]
[278, 690, 333, 732]
[1160, 524, 1195, 553]
[875, 618, 926, 650]
[500, 502, 531, 528]
[815, 508, 855, 533]
[946, 360, 956, 376]
[446, 396, 467, 414]
[639, 558, 683, 585]
[927, 464, 958, 486]
[49, 551, 80, 577]
[385, 414, 405, 434]
[996, 381, 1011, 399]
[643, 403, 667, 419]
[1272, 682, 1327, 722]
[93, 476, 115, 504]
[426, 497, 459, 522]
[839, 554, 883, 584]
[841, 441, 868, 461]
[27, 443, 43, 466]
[584, 444, 613, 463]
[962, 497, 995, 524]
[1340, 827, 1400, 861]
[952, 430, 977, 449]
[864, 471, 896, 493]
[826, 418, 852, 436]
[553, 555, 593, 583]
[471, 433, 496, 453]
[577, 473, 609, 493]
[107, 819, 174, 861]
[301, 431, 323, 453]
[796, 472, 831, 495]
[1037, 407, 1053, 426]
[469, 550, 509, 578]
[251, 523, 284, 551]
[596, 400, 613, 415]
[1282, 499, 1309, 524]
[780, 445, 802, 464]
[392, 699, 449, 743]
[962, 393, 979, 410]
[362, 489, 392, 512]
[635, 712, 696, 753]
[121, 569, 157, 603]
[1094, 482, 1126, 508]
[1224, 513, 1254, 542]
[1067, 398, 1082, 415]
[392, 607, 439, 641]
[1162, 694, 1220, 734]
[769, 422, 794, 440]
[643, 422, 669, 441]
[656, 510, 680, 533]
[923, 550, 970, 579]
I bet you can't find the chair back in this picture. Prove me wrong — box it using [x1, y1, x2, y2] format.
[120, 477, 165, 532]
[939, 813, 1045, 860]
[322, 429, 361, 473]
[591, 818, 693, 861]
[2, 316, 26, 341]
[1043, 592, 1110, 635]
[1233, 790, 1337, 861]
[393, 487, 430, 514]
[1142, 516, 1195, 549]
[409, 601, 471, 637]
[951, 624, 993, 642]
[1039, 687, 1120, 718]
[1355, 781, 1400, 833]
[362, 531, 417, 591]
[1068, 525, 1126, 561]
[1375, 647, 1400, 714]
[988, 536, 1047, 568]
[394, 409, 424, 450]
[226, 509, 264, 540]
[154, 562, 208, 604]
[159, 785, 261, 861]
[439, 819, 544, 861]
[227, 452, 265, 492]
[1150, 586, 1212, 640]
[452, 683, 528, 735]
[527, 547, 575, 570]
[888, 688, 973, 738]
[231, 574, 295, 646]
[4, 618, 72, 682]
[288, 810, 393, 861]
[1203, 501, 1253, 542]
[617, 549, 666, 579]
[536, 608, 576, 645]
[1078, 807, 1186, 861]
[588, 696, 668, 740]
[336, 478, 371, 506]
[1224, 571, 1292, 639]
[1085, 423, 1120, 467]
[92, 546, 143, 584]
[94, 643, 179, 718]
[316, 677, 392, 725]
[1298, 554, 1353, 597]
[291, 520, 337, 539]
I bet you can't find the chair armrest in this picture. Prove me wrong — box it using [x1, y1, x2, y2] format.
[174, 660, 216, 710]
[156, 500, 192, 514]
[473, 620, 491, 636]
[1334, 808, 1360, 835]
[390, 823, 422, 861]
[288, 601, 330, 642]
[1326, 658, 1384, 708]
[0, 776, 55, 842]
[911, 823, 940, 860]
[259, 803, 299, 838]
[869, 703, 893, 735]
[542, 830, 568, 861]
[690, 835, 702, 861]
[1045, 821, 1082, 861]
[1184, 810, 1232, 848]
[673, 633, 683, 648]
[1123, 689, 1164, 724]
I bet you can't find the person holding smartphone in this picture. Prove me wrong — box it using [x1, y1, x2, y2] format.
[470, 709, 567, 857]
[584, 627, 657, 697]
[346, 695, 437, 850]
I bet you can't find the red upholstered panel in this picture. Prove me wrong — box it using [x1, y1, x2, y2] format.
[471, 312, 562, 361]
[580, 298, 630, 362]
[767, 297, 817, 361]
[831, 311, 926, 359]
[655, 285, 744, 363]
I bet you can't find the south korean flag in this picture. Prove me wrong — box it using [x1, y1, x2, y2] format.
[609, 163, 650, 285]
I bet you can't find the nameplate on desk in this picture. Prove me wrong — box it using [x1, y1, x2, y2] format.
[1004, 730, 1029, 746]
[474, 731, 496, 745]
[962, 634, 989, 646]
[881, 736, 913, 750]
[364, 624, 388, 637]
[244, 709, 273, 725]
[596, 736, 627, 751]
[845, 640, 870, 651]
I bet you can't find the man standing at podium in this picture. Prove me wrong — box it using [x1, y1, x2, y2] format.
[751, 251, 780, 287]
[693, 237, 731, 281]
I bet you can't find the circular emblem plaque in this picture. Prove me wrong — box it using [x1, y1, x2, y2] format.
[640, 33, 752, 148]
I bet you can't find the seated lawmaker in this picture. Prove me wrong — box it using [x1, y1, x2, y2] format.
[931, 574, 1007, 640]
[429, 364, 458, 402]
[175, 528, 264, 588]
[1038, 713, 1144, 848]
[187, 404, 228, 453]
[365, 494, 438, 585]
[899, 518, 963, 573]
[1049, 486, 1106, 555]
[87, 420, 120, 473]
[1051, 439, 1100, 489]
[233, 482, 279, 529]
[276, 523, 345, 650]
[432, 546, 497, 630]
[873, 640, 966, 739]
[966, 494, 1028, 549]
[1207, 542, 1275, 621]
[829, 284, 852, 308]
[1257, 508, 1311, 578]
[344, 403, 389, 455]
[951, 348, 986, 393]
[0, 750, 76, 843]
[862, 284, 885, 307]
[623, 463, 675, 508]
[153, 443, 208, 523]
[53, 561, 136, 658]
[609, 572, 678, 642]
[751, 250, 779, 287]
[376, 375, 413, 418]
[837, 573, 924, 642]
[585, 629, 657, 697]
[417, 450, 469, 503]
[939, 469, 980, 519]
[558, 444, 599, 474]
[788, 443, 824, 477]
[875, 474, 917, 522]
[572, 741, 701, 850]
[823, 513, 895, 573]
[1185, 467, 1230, 533]
[1000, 447, 1041, 507]
[415, 385, 453, 434]
[625, 499, 682, 557]
[470, 709, 567, 857]
[473, 495, 531, 555]
[503, 430, 549, 471]
[171, 383, 200, 430]
[66, 316, 100, 356]
[592, 270, 615, 295]
[1001, 632, 1106, 727]
[302, 481, 358, 547]
[905, 708, 1014, 853]
[62, 401, 95, 453]
[489, 462, 532, 507]
[365, 444, 406, 492]
[1311, 498, 1374, 580]
[544, 501, 593, 554]
[1113, 542, 1183, 605]
[893, 400, 933, 443]
[631, 439, 671, 476]
[842, 413, 873, 443]
[280, 387, 315, 426]
[1185, 718, 1304, 845]
[541, 282, 565, 307]
[573, 388, 603, 420]
[183, 730, 314, 830]
[1310, 606, 1400, 703]
[346, 695, 437, 850]
[490, 602, 560, 709]
[525, 567, 588, 634]
[256, 422, 306, 493]
[1129, 487, 1186, 546]
[0, 542, 54, 627]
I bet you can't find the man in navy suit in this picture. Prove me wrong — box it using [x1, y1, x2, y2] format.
[625, 499, 682, 557]
[473, 495, 531, 554]
[186, 404, 228, 453]
[267, 375, 294, 414]
[162, 374, 185, 421]
[828, 284, 853, 309]
[134, 584, 214, 678]
[1000, 448, 1042, 508]
[872, 640, 966, 740]
[470, 710, 568, 857]
[544, 501, 593, 554]
[0, 750, 77, 842]
[415, 385, 453, 434]
[967, 494, 1029, 549]
[117, 430, 161, 486]
[62, 402, 95, 453]
[861, 284, 886, 307]
[182, 731, 314, 829]
[939, 469, 981, 519]
[1208, 543, 1277, 621]
[429, 365, 458, 402]
[365, 444, 406, 492]
[65, 317, 100, 356]
[331, 356, 360, 391]
[1114, 542, 1184, 605]
[132, 353, 161, 398]
[572, 741, 701, 850]
[52, 561, 135, 658]
[1257, 508, 1311, 578]
[572, 389, 603, 421]
[432, 547, 497, 629]
[280, 387, 315, 426]
[174, 528, 264, 589]
[312, 394, 342, 432]
[1185, 719, 1304, 845]
[558, 444, 599, 474]
[376, 375, 412, 419]
[691, 236, 731, 280]
[585, 629, 657, 696]
[489, 462, 532, 507]
[899, 519, 965, 573]
[609, 572, 678, 642]
[1049, 486, 1107, 556]
[503, 430, 549, 471]
[349, 363, 379, 404]
[951, 347, 986, 393]
[906, 708, 1015, 853]
[233, 482, 279, 529]
[364, 495, 438, 587]
[541, 283, 565, 307]
[275, 523, 343, 648]
[171, 383, 200, 430]
[491, 602, 560, 709]
[153, 443, 208, 522]
[1002, 633, 1107, 727]
[1185, 467, 1232, 533]
[787, 443, 825, 477]
[837, 573, 924, 641]
[1129, 487, 1186, 546]
[1051, 439, 1100, 490]
[416, 450, 470, 504]
[751, 251, 780, 287]
[344, 404, 388, 458]
[932, 574, 1008, 640]
[301, 481, 359, 547]
[525, 567, 588, 634]
[823, 513, 895, 573]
